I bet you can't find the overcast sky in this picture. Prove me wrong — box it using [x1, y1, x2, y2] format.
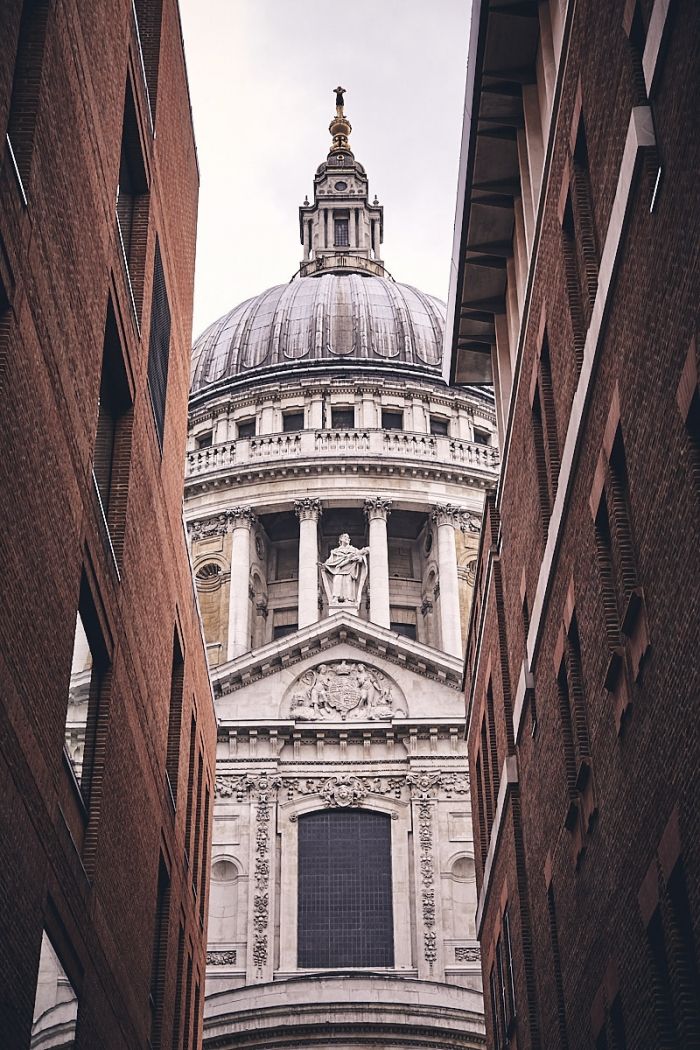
[179, 0, 472, 339]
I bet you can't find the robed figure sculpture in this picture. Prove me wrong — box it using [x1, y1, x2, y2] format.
[320, 533, 369, 614]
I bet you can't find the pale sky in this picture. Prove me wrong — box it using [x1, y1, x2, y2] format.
[179, 0, 472, 339]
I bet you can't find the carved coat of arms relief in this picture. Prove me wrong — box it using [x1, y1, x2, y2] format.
[288, 660, 406, 721]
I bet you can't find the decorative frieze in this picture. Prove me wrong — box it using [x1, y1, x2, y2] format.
[454, 945, 481, 963]
[431, 503, 480, 533]
[214, 769, 468, 803]
[249, 773, 281, 978]
[207, 950, 237, 966]
[189, 506, 257, 541]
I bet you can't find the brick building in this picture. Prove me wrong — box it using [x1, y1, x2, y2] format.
[0, 2, 216, 1047]
[445, 0, 700, 1047]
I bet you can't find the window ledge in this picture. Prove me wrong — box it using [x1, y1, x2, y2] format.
[475, 754, 518, 937]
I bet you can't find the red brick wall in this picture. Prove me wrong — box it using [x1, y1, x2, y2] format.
[0, 1, 215, 1046]
[464, 1, 700, 1047]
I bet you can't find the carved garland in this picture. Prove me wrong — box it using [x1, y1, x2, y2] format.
[249, 774, 280, 976]
[214, 771, 469, 802]
[407, 771, 443, 969]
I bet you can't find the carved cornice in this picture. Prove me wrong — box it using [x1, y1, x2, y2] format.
[294, 498, 323, 521]
[215, 769, 469, 803]
[364, 496, 392, 521]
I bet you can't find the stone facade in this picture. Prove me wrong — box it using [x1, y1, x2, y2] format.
[186, 91, 495, 1048]
[447, 1, 700, 1048]
[0, 1, 215, 1048]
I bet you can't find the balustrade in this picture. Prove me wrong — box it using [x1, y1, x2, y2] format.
[185, 429, 500, 478]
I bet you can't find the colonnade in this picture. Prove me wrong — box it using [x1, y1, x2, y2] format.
[213, 501, 471, 662]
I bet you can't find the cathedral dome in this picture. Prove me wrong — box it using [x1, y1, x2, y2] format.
[190, 273, 445, 394]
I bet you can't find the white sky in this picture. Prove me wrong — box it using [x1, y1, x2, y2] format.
[179, 0, 472, 339]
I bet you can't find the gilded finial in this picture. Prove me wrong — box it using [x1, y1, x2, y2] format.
[329, 86, 352, 153]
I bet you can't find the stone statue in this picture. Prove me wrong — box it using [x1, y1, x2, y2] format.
[320, 533, 369, 613]
[288, 661, 405, 722]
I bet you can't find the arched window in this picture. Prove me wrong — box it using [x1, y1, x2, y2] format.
[298, 810, 394, 968]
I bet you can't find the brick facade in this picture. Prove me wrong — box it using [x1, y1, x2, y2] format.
[447, 1, 699, 1047]
[0, 1, 216, 1047]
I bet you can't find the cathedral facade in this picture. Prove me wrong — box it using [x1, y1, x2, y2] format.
[184, 93, 497, 1048]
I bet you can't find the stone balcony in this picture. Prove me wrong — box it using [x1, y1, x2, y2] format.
[186, 428, 500, 481]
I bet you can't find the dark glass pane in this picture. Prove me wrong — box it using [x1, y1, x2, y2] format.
[283, 412, 304, 432]
[298, 810, 394, 968]
[382, 410, 403, 431]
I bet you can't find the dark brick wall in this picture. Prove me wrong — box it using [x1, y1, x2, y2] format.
[0, 1, 215, 1047]
[465, 1, 700, 1048]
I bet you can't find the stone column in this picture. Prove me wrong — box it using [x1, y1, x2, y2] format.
[227, 507, 256, 660]
[295, 499, 322, 628]
[364, 497, 392, 628]
[432, 504, 464, 658]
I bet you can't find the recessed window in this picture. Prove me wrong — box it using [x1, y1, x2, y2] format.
[195, 431, 212, 450]
[273, 622, 298, 640]
[66, 580, 109, 803]
[298, 810, 394, 968]
[391, 621, 417, 640]
[382, 410, 403, 431]
[331, 406, 355, 429]
[116, 82, 149, 314]
[430, 416, 449, 436]
[283, 411, 305, 433]
[474, 427, 490, 445]
[147, 239, 172, 449]
[237, 418, 256, 438]
[334, 216, 349, 247]
[93, 300, 133, 564]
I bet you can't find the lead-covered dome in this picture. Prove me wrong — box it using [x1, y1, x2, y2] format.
[190, 274, 445, 394]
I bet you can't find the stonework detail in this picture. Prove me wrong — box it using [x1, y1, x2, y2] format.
[364, 496, 392, 520]
[408, 772, 443, 969]
[189, 506, 257, 541]
[249, 774, 280, 977]
[431, 504, 480, 532]
[320, 535, 369, 612]
[288, 662, 405, 721]
[294, 498, 323, 521]
[455, 945, 481, 963]
[320, 775, 367, 807]
[207, 950, 237, 966]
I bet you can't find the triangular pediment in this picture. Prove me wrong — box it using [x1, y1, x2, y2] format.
[212, 613, 462, 698]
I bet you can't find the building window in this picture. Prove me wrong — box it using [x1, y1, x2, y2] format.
[531, 336, 559, 538]
[149, 855, 171, 1047]
[473, 426, 490, 445]
[502, 906, 517, 1031]
[165, 630, 184, 805]
[237, 418, 256, 438]
[334, 215, 349, 247]
[184, 713, 197, 864]
[430, 416, 449, 435]
[388, 545, 413, 579]
[116, 82, 149, 315]
[195, 431, 212, 450]
[331, 406, 355, 429]
[31, 931, 78, 1048]
[6, 0, 51, 197]
[147, 239, 172, 448]
[283, 411, 304, 433]
[391, 621, 416, 640]
[93, 300, 134, 565]
[298, 810, 394, 968]
[382, 409, 403, 431]
[273, 607, 298, 638]
[133, 0, 163, 121]
[275, 545, 298, 581]
[66, 580, 110, 805]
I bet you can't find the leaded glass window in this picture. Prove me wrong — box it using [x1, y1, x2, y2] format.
[297, 810, 394, 968]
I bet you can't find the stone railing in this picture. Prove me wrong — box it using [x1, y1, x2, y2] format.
[186, 429, 500, 479]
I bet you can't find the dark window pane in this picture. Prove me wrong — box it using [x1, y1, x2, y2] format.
[391, 622, 416, 640]
[237, 418, 256, 438]
[334, 219, 349, 247]
[430, 416, 449, 435]
[382, 410, 403, 431]
[273, 623, 298, 639]
[331, 407, 355, 429]
[298, 810, 394, 968]
[147, 239, 171, 447]
[283, 412, 304, 432]
[474, 427, 490, 445]
[195, 431, 212, 449]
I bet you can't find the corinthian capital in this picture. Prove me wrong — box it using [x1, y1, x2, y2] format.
[228, 505, 257, 529]
[431, 503, 476, 529]
[294, 498, 323, 522]
[364, 496, 392, 521]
